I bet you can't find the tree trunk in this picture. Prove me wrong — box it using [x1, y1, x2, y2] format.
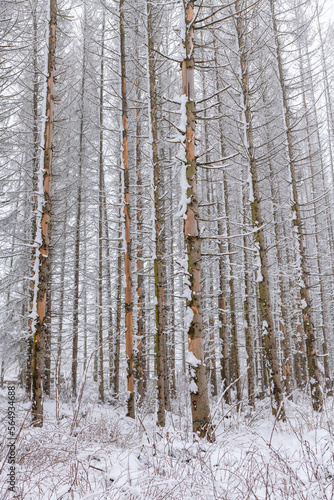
[102, 174, 114, 391]
[135, 21, 146, 403]
[113, 193, 123, 396]
[120, 0, 134, 418]
[213, 37, 234, 404]
[30, 0, 57, 426]
[26, 2, 40, 398]
[44, 246, 52, 396]
[146, 0, 168, 426]
[55, 204, 68, 398]
[242, 180, 255, 408]
[168, 160, 176, 395]
[217, 201, 230, 404]
[98, 11, 105, 403]
[181, 0, 214, 441]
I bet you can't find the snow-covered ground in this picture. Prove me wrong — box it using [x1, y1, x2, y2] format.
[0, 387, 333, 499]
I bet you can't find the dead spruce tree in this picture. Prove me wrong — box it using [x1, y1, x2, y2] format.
[180, 0, 214, 441]
[120, 0, 134, 418]
[30, 0, 57, 427]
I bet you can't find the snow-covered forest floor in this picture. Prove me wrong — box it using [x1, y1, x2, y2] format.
[1, 386, 333, 499]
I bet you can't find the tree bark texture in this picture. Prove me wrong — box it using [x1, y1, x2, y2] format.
[31, 0, 57, 426]
[182, 0, 214, 441]
[120, 0, 134, 418]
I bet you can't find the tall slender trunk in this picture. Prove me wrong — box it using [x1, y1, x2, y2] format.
[114, 201, 123, 396]
[26, 2, 40, 398]
[98, 12, 105, 403]
[120, 0, 134, 417]
[162, 165, 171, 413]
[217, 201, 230, 404]
[199, 42, 217, 398]
[44, 247, 52, 396]
[72, 10, 87, 398]
[146, 0, 168, 426]
[213, 37, 233, 404]
[102, 175, 114, 390]
[30, 0, 57, 426]
[242, 179, 255, 408]
[269, 0, 323, 411]
[56, 204, 68, 395]
[82, 196, 88, 371]
[267, 156, 293, 396]
[181, 0, 214, 441]
[135, 22, 146, 403]
[168, 153, 176, 395]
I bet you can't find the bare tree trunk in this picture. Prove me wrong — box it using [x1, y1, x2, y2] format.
[26, 2, 40, 398]
[181, 0, 214, 441]
[213, 37, 234, 404]
[102, 175, 114, 390]
[242, 179, 255, 408]
[44, 247, 52, 396]
[72, 4, 88, 396]
[56, 204, 68, 397]
[135, 21, 146, 403]
[199, 43, 217, 398]
[25, 0, 39, 398]
[112, 168, 124, 396]
[113, 199, 123, 396]
[82, 196, 88, 372]
[0, 360, 4, 389]
[267, 158, 293, 397]
[31, 0, 57, 426]
[169, 162, 176, 395]
[72, 11, 87, 398]
[146, 0, 168, 426]
[217, 201, 230, 404]
[98, 12, 105, 403]
[120, 0, 134, 417]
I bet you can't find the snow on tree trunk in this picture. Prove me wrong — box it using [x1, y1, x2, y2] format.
[30, 0, 56, 427]
[120, 0, 134, 419]
[180, 0, 214, 441]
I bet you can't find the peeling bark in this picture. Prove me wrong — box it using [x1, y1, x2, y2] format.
[31, 0, 57, 427]
[182, 0, 214, 441]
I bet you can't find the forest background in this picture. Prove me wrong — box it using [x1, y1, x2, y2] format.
[1, 0, 334, 497]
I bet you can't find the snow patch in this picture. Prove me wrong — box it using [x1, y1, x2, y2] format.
[184, 306, 194, 332]
[300, 298, 307, 309]
[186, 350, 201, 367]
[189, 379, 198, 393]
